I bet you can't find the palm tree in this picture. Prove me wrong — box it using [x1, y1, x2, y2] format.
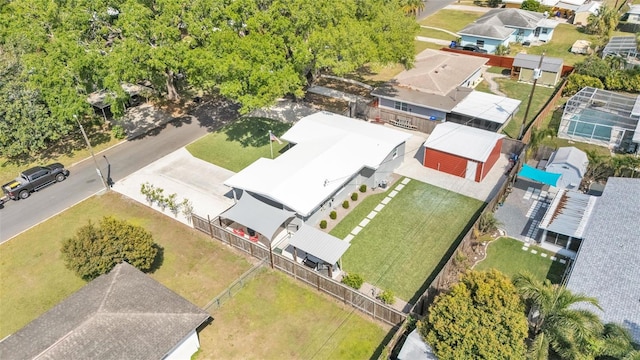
[401, 0, 425, 17]
[513, 272, 604, 359]
[593, 322, 640, 359]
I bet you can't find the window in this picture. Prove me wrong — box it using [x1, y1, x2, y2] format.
[392, 148, 398, 159]
[542, 28, 548, 34]
[394, 101, 408, 112]
[476, 40, 484, 47]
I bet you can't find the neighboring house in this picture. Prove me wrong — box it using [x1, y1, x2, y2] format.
[0, 262, 210, 360]
[397, 329, 439, 360]
[558, 87, 640, 153]
[224, 111, 410, 226]
[624, 4, 640, 23]
[423, 122, 505, 182]
[566, 178, 640, 344]
[572, 1, 601, 25]
[371, 49, 521, 133]
[538, 188, 597, 255]
[458, 9, 559, 53]
[553, 0, 588, 19]
[503, 0, 557, 9]
[544, 146, 588, 189]
[511, 53, 564, 86]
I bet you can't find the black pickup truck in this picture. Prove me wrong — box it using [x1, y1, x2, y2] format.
[1, 163, 70, 202]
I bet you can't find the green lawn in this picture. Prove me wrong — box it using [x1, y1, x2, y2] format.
[420, 10, 484, 33]
[331, 179, 484, 301]
[474, 237, 567, 284]
[497, 78, 556, 139]
[186, 117, 291, 172]
[197, 270, 388, 359]
[507, 24, 630, 66]
[0, 192, 252, 338]
[417, 28, 457, 41]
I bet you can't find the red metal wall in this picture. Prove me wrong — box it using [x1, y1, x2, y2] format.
[423, 148, 469, 179]
[424, 139, 503, 182]
[476, 138, 503, 182]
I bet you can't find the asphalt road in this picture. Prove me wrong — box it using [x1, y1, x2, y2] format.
[0, 100, 238, 243]
[418, 0, 457, 19]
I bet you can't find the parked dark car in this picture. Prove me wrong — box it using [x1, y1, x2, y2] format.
[461, 45, 488, 54]
[2, 163, 70, 200]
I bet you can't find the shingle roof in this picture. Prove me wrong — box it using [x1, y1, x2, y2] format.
[371, 49, 486, 111]
[476, 8, 547, 29]
[566, 178, 640, 343]
[513, 53, 564, 73]
[458, 23, 515, 40]
[0, 262, 210, 360]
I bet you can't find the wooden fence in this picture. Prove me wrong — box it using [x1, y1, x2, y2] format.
[411, 143, 526, 316]
[520, 72, 571, 144]
[192, 214, 406, 327]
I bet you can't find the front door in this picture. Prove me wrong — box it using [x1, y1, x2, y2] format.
[534, 27, 541, 37]
[465, 160, 477, 181]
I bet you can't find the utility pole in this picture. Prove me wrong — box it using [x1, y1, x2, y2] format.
[519, 52, 545, 141]
[74, 115, 109, 191]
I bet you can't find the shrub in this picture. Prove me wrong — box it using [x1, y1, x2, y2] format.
[342, 273, 364, 289]
[111, 124, 127, 139]
[319, 220, 327, 229]
[329, 210, 337, 220]
[342, 200, 349, 209]
[351, 192, 358, 201]
[181, 199, 194, 223]
[379, 289, 395, 305]
[61, 216, 159, 280]
[359, 184, 367, 193]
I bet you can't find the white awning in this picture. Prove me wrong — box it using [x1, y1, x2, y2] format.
[452, 91, 521, 125]
[220, 192, 295, 241]
[288, 225, 350, 265]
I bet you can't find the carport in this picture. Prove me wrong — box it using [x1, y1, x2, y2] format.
[219, 192, 296, 244]
[288, 225, 350, 278]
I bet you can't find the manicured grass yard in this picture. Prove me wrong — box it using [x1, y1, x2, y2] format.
[420, 10, 484, 33]
[474, 237, 567, 284]
[197, 270, 388, 359]
[417, 28, 457, 41]
[186, 117, 291, 172]
[497, 78, 556, 139]
[0, 192, 252, 338]
[331, 179, 484, 301]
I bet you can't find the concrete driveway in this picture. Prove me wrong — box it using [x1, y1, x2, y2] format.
[393, 127, 510, 202]
[113, 148, 235, 226]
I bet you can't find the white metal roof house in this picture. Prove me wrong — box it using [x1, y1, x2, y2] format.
[566, 178, 640, 343]
[224, 111, 410, 225]
[458, 9, 559, 53]
[0, 262, 210, 360]
[558, 87, 640, 153]
[538, 189, 597, 256]
[544, 146, 588, 189]
[423, 122, 505, 182]
[371, 49, 520, 133]
[512, 53, 564, 86]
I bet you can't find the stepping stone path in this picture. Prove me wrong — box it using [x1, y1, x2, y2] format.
[516, 239, 570, 265]
[344, 178, 411, 243]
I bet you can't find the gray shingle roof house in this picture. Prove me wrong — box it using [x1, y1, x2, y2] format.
[0, 262, 210, 360]
[458, 9, 558, 54]
[371, 49, 520, 133]
[566, 178, 640, 343]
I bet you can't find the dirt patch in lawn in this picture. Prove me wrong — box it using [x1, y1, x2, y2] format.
[303, 92, 349, 114]
[314, 77, 374, 98]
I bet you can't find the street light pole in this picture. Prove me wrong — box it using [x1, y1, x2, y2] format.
[74, 115, 109, 191]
